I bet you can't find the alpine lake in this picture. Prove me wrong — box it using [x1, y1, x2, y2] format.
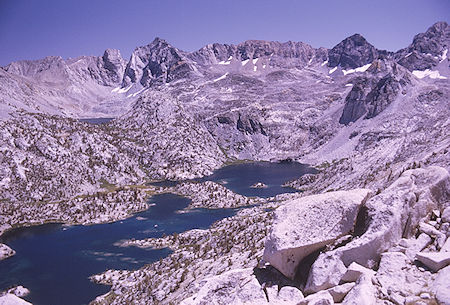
[0, 161, 316, 305]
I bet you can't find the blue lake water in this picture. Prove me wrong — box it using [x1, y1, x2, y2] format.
[200, 161, 317, 197]
[151, 161, 317, 197]
[0, 194, 236, 305]
[0, 162, 316, 305]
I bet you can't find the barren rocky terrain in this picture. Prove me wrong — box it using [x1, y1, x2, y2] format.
[0, 21, 449, 305]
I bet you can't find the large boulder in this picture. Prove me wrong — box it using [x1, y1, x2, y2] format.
[432, 265, 450, 305]
[416, 252, 450, 272]
[306, 166, 450, 292]
[179, 268, 304, 305]
[341, 275, 376, 305]
[263, 189, 371, 280]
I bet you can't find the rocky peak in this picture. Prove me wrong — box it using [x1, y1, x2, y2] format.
[101, 49, 126, 85]
[5, 56, 66, 77]
[339, 62, 411, 125]
[395, 21, 449, 71]
[122, 37, 194, 87]
[189, 40, 315, 67]
[328, 34, 384, 70]
[188, 43, 236, 65]
[4, 56, 71, 85]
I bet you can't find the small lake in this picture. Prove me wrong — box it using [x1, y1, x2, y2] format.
[151, 161, 317, 197]
[200, 161, 316, 197]
[0, 161, 315, 305]
[0, 194, 236, 305]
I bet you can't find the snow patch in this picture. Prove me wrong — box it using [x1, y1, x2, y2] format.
[116, 85, 133, 94]
[241, 59, 249, 66]
[412, 69, 447, 79]
[405, 52, 413, 58]
[218, 57, 231, 65]
[213, 73, 229, 82]
[345, 83, 353, 87]
[342, 63, 372, 76]
[127, 88, 146, 98]
[252, 58, 259, 65]
[253, 66, 257, 72]
[321, 60, 328, 67]
[440, 49, 448, 62]
[329, 67, 337, 74]
[262, 64, 267, 69]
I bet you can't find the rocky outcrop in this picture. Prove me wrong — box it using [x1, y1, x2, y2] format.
[395, 21, 449, 71]
[101, 49, 126, 86]
[111, 90, 226, 180]
[263, 189, 371, 279]
[122, 38, 194, 87]
[4, 51, 126, 87]
[189, 40, 315, 67]
[305, 166, 450, 292]
[339, 63, 411, 124]
[328, 34, 390, 69]
[338, 79, 375, 125]
[0, 244, 15, 260]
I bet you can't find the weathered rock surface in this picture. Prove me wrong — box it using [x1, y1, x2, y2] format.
[404, 233, 432, 259]
[264, 189, 371, 279]
[375, 251, 434, 302]
[416, 251, 450, 272]
[122, 38, 195, 87]
[432, 265, 450, 305]
[179, 268, 303, 305]
[396, 21, 449, 71]
[298, 290, 334, 305]
[340, 262, 375, 283]
[341, 275, 376, 305]
[326, 283, 355, 303]
[306, 166, 450, 292]
[442, 207, 450, 223]
[305, 253, 347, 293]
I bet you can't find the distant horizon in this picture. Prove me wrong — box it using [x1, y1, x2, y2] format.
[1, 0, 449, 66]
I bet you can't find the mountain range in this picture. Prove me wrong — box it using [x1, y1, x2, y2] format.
[0, 21, 449, 305]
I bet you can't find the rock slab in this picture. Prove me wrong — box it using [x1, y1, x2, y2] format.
[264, 189, 371, 279]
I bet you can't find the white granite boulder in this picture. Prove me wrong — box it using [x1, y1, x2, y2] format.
[416, 251, 450, 272]
[264, 189, 371, 280]
[432, 265, 450, 305]
[179, 268, 304, 305]
[341, 275, 376, 305]
[306, 167, 449, 293]
[298, 290, 334, 305]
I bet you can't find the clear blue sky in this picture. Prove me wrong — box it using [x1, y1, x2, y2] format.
[0, 0, 449, 66]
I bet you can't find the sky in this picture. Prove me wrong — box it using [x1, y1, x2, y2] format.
[0, 0, 449, 66]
